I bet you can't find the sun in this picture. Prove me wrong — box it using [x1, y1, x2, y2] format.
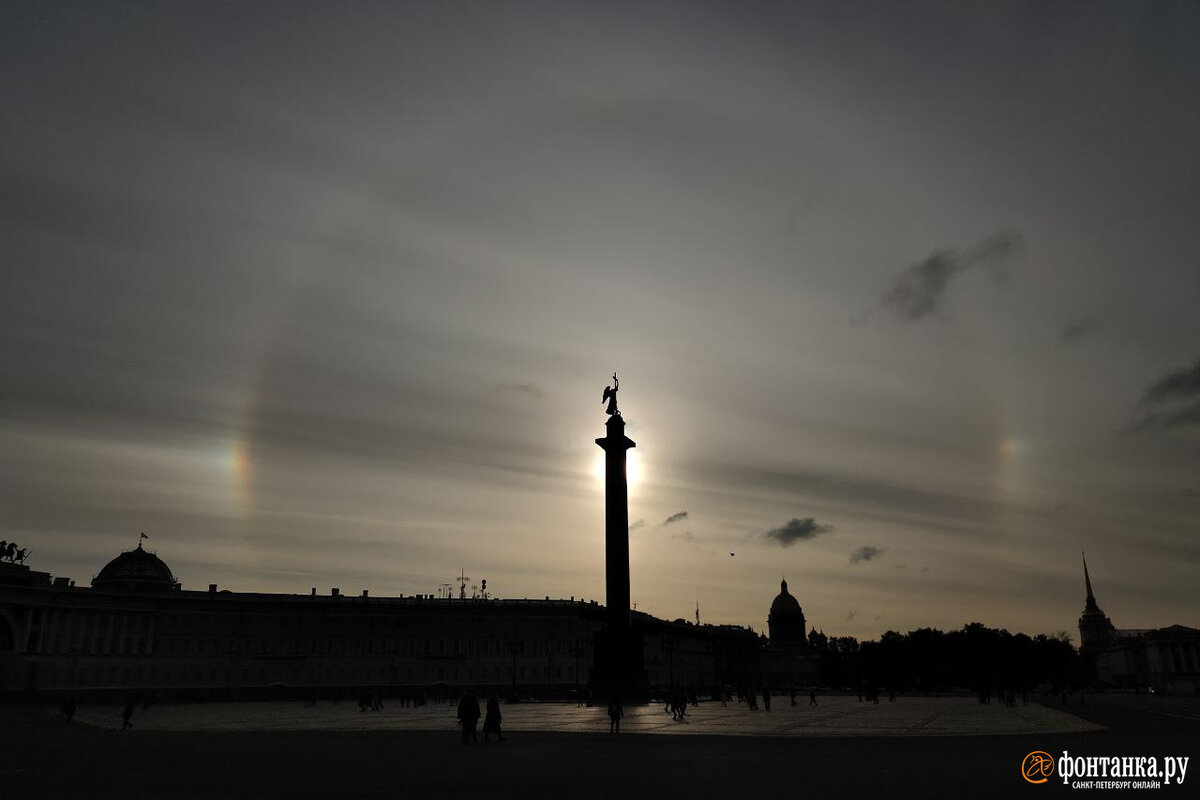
[592, 450, 643, 487]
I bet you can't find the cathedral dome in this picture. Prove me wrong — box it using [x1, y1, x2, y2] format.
[770, 580, 803, 617]
[768, 579, 807, 645]
[92, 544, 177, 591]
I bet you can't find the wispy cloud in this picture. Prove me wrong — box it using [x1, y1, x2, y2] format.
[661, 510, 688, 526]
[629, 519, 646, 532]
[690, 462, 1006, 530]
[849, 545, 885, 564]
[1060, 317, 1102, 343]
[880, 231, 1021, 321]
[763, 517, 832, 547]
[1142, 359, 1200, 405]
[1132, 357, 1200, 430]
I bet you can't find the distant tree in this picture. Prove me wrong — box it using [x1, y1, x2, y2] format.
[825, 623, 1082, 694]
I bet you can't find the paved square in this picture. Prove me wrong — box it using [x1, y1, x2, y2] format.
[73, 694, 1102, 736]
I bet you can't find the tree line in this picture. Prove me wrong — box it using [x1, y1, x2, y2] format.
[806, 623, 1086, 692]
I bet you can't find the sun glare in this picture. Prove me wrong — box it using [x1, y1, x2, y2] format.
[592, 450, 643, 487]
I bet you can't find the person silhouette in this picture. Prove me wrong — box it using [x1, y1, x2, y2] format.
[809, 688, 818, 706]
[122, 698, 135, 730]
[608, 696, 623, 734]
[483, 693, 504, 742]
[456, 690, 480, 744]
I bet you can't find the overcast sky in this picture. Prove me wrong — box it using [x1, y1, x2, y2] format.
[3, 1, 1198, 640]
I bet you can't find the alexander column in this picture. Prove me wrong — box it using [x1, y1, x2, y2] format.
[597, 373, 635, 630]
[593, 373, 645, 698]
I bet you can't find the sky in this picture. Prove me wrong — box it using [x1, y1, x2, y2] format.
[3, 1, 1199, 641]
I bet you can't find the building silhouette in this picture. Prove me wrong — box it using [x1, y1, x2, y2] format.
[0, 547, 778, 700]
[767, 579, 806, 645]
[1077, 554, 1199, 694]
[1077, 553, 1116, 651]
[763, 579, 817, 688]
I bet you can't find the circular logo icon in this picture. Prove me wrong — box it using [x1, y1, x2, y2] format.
[1022, 751, 1055, 784]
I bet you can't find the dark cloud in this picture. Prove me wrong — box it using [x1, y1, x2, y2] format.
[882, 251, 960, 321]
[661, 510, 688, 526]
[763, 517, 832, 547]
[845, 609, 857, 621]
[880, 231, 1021, 321]
[1060, 317, 1102, 343]
[1132, 358, 1200, 430]
[629, 519, 646, 532]
[690, 462, 1006, 530]
[1158, 404, 1200, 428]
[1143, 359, 1200, 405]
[492, 383, 544, 399]
[849, 545, 885, 564]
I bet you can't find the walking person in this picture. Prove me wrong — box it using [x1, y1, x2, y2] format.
[456, 690, 480, 744]
[483, 693, 504, 742]
[607, 696, 624, 734]
[809, 688, 818, 706]
[121, 697, 135, 730]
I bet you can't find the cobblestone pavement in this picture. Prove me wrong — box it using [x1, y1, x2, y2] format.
[1085, 692, 1200, 721]
[10, 699, 1198, 799]
[73, 694, 1102, 736]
